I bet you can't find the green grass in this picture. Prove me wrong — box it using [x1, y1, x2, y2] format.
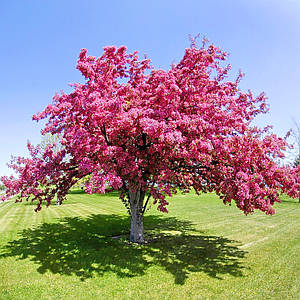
[0, 191, 299, 299]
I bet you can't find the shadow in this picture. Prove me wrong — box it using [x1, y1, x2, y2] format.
[22, 190, 120, 206]
[68, 189, 87, 195]
[0, 214, 247, 284]
[100, 190, 120, 197]
[279, 198, 299, 204]
[67, 190, 120, 198]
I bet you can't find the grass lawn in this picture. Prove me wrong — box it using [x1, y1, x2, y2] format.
[0, 190, 299, 299]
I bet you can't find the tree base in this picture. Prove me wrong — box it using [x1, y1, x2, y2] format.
[129, 189, 145, 244]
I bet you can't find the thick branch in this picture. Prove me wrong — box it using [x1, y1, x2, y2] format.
[100, 124, 112, 146]
[136, 132, 152, 150]
[142, 193, 151, 214]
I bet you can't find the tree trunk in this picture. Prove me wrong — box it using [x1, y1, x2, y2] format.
[129, 189, 145, 243]
[56, 191, 62, 206]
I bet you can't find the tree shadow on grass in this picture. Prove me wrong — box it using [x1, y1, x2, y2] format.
[0, 214, 247, 284]
[68, 190, 120, 197]
[279, 198, 299, 204]
[22, 190, 120, 206]
[67, 189, 87, 195]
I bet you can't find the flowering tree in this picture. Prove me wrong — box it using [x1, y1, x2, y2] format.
[39, 133, 66, 205]
[1, 41, 299, 243]
[291, 119, 300, 167]
[290, 119, 300, 202]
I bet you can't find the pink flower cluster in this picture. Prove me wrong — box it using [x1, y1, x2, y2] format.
[1, 41, 299, 214]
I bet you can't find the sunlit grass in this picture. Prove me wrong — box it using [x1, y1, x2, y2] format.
[0, 191, 299, 299]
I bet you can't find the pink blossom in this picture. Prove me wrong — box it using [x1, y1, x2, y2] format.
[1, 43, 299, 216]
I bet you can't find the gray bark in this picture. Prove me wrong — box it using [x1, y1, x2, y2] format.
[56, 191, 62, 206]
[129, 189, 145, 243]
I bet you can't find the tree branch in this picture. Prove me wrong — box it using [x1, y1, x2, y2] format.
[142, 192, 151, 214]
[100, 124, 112, 146]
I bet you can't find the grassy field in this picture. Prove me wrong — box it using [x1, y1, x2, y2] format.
[0, 190, 299, 299]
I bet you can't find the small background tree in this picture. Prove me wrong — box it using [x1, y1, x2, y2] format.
[291, 119, 300, 166]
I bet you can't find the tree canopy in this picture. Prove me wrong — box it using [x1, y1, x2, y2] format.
[1, 41, 299, 242]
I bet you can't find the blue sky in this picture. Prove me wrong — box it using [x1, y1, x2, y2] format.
[0, 0, 299, 176]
